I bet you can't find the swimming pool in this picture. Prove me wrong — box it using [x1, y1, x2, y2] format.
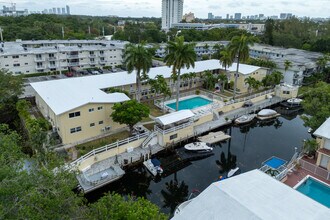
[166, 96, 212, 111]
[296, 177, 330, 208]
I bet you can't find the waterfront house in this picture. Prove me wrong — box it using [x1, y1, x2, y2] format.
[172, 169, 330, 220]
[314, 118, 330, 171]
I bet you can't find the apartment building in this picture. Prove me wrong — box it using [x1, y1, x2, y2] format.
[0, 40, 127, 75]
[314, 118, 330, 171]
[31, 60, 265, 144]
[161, 0, 184, 30]
[249, 43, 323, 85]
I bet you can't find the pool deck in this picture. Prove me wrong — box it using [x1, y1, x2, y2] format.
[284, 157, 330, 188]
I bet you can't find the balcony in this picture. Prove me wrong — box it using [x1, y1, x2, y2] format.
[35, 65, 46, 70]
[48, 64, 57, 69]
[99, 53, 105, 57]
[99, 60, 107, 64]
[89, 61, 96, 65]
[34, 57, 45, 62]
[48, 57, 57, 61]
[89, 54, 96, 58]
[67, 54, 79, 59]
[68, 62, 80, 67]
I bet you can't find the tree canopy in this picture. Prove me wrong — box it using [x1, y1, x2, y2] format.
[111, 100, 150, 131]
[301, 82, 330, 130]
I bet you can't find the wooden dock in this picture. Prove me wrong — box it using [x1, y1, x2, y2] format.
[198, 131, 231, 144]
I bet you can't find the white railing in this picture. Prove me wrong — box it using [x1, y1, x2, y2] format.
[155, 121, 193, 135]
[299, 158, 330, 181]
[70, 132, 150, 168]
[224, 89, 274, 106]
[142, 131, 157, 148]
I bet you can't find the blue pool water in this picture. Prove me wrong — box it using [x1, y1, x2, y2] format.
[166, 96, 212, 110]
[264, 157, 286, 169]
[296, 177, 330, 208]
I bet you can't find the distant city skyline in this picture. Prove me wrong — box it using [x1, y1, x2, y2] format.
[11, 0, 330, 18]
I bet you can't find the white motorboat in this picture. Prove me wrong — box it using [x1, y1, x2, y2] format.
[184, 142, 213, 152]
[227, 167, 240, 178]
[257, 109, 280, 120]
[287, 98, 303, 105]
[143, 159, 163, 176]
[234, 114, 256, 125]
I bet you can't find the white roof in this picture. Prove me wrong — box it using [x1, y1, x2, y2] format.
[313, 118, 330, 139]
[226, 62, 263, 75]
[31, 60, 261, 115]
[155, 110, 195, 126]
[172, 169, 330, 220]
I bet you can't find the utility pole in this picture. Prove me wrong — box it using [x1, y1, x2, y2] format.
[102, 27, 105, 37]
[88, 26, 91, 35]
[61, 26, 64, 39]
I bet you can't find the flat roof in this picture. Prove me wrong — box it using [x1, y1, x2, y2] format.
[313, 118, 330, 139]
[31, 60, 261, 115]
[172, 169, 330, 220]
[155, 110, 195, 126]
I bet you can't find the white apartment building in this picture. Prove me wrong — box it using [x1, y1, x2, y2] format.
[161, 0, 184, 30]
[0, 40, 128, 75]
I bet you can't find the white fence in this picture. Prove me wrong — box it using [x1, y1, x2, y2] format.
[155, 121, 194, 135]
[299, 158, 330, 181]
[70, 132, 150, 167]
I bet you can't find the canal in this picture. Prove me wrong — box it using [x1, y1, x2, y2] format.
[86, 107, 311, 215]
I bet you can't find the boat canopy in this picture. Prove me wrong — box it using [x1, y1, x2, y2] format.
[155, 110, 195, 126]
[151, 158, 161, 167]
[258, 109, 277, 116]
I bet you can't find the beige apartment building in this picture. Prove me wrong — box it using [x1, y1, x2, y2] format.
[0, 40, 127, 75]
[31, 60, 267, 145]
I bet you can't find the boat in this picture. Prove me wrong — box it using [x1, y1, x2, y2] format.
[256, 109, 280, 120]
[280, 98, 303, 109]
[184, 142, 213, 152]
[174, 190, 199, 216]
[143, 159, 163, 176]
[227, 167, 240, 178]
[234, 114, 256, 125]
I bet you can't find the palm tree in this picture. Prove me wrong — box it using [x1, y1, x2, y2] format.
[271, 70, 284, 85]
[212, 43, 224, 59]
[244, 76, 256, 95]
[219, 47, 233, 82]
[180, 73, 190, 89]
[161, 180, 189, 213]
[203, 70, 217, 90]
[284, 60, 292, 75]
[203, 43, 210, 59]
[188, 72, 197, 88]
[228, 34, 255, 99]
[316, 55, 329, 71]
[149, 75, 171, 112]
[164, 36, 196, 111]
[217, 73, 227, 92]
[123, 43, 153, 102]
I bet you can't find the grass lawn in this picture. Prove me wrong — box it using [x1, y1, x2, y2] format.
[140, 116, 153, 123]
[76, 130, 130, 156]
[143, 101, 165, 117]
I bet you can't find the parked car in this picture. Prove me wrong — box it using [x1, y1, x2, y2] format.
[87, 69, 93, 74]
[91, 70, 99, 75]
[98, 68, 103, 74]
[65, 72, 74, 77]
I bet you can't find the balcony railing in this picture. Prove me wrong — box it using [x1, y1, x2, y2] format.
[89, 54, 96, 58]
[48, 57, 57, 61]
[48, 64, 57, 69]
[35, 65, 45, 70]
[68, 62, 80, 67]
[99, 60, 106, 64]
[34, 57, 45, 62]
[155, 121, 193, 135]
[67, 54, 79, 59]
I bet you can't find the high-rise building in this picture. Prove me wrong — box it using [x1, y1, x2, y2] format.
[226, 14, 229, 19]
[287, 13, 293, 19]
[161, 0, 184, 30]
[234, 13, 241, 20]
[62, 8, 65, 14]
[208, 12, 213, 19]
[57, 8, 61, 14]
[52, 8, 56, 14]
[280, 13, 287, 19]
[66, 5, 70, 15]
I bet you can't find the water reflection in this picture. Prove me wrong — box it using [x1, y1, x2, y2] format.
[161, 180, 189, 213]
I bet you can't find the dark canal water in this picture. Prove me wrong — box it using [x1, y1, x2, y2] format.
[86, 107, 311, 215]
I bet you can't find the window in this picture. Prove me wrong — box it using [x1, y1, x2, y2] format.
[4, 56, 7, 58]
[12, 55, 19, 59]
[36, 54, 42, 59]
[5, 64, 9, 67]
[69, 111, 81, 118]
[90, 123, 95, 127]
[97, 106, 103, 110]
[170, 134, 178, 140]
[99, 121, 103, 125]
[25, 63, 28, 65]
[283, 91, 290, 94]
[13, 64, 20, 67]
[89, 108, 94, 112]
[70, 126, 82, 133]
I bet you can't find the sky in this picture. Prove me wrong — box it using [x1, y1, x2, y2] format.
[13, 0, 330, 18]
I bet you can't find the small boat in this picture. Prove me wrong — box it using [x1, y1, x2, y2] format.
[184, 142, 213, 152]
[143, 159, 163, 176]
[227, 167, 240, 178]
[257, 109, 280, 120]
[308, 128, 313, 133]
[174, 199, 193, 216]
[280, 98, 303, 109]
[234, 114, 256, 125]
